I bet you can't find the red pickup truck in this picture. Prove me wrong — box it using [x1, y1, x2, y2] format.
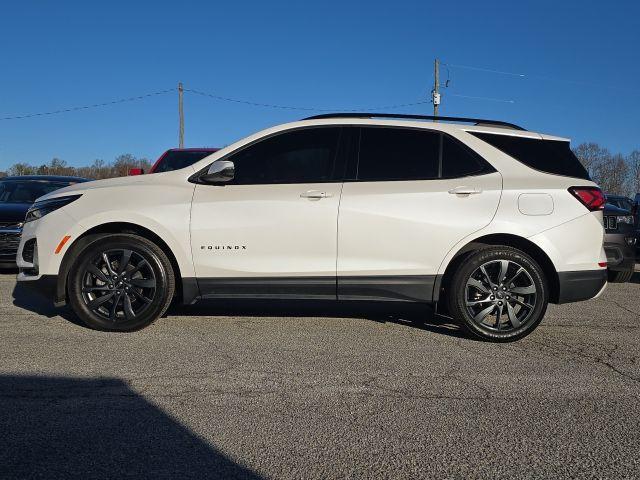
[130, 148, 219, 175]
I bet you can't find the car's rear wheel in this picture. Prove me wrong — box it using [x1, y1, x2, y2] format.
[447, 246, 548, 342]
[607, 269, 634, 283]
[68, 234, 175, 331]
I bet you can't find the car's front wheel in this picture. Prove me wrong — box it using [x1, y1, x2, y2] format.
[447, 246, 549, 342]
[68, 234, 175, 331]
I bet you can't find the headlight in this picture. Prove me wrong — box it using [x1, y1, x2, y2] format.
[616, 215, 634, 225]
[25, 195, 82, 223]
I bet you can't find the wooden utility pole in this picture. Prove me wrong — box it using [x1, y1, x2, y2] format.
[178, 82, 184, 148]
[432, 59, 441, 117]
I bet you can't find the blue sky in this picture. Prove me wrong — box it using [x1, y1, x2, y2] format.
[1, 0, 638, 170]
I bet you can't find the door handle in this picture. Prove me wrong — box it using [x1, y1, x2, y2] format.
[300, 190, 332, 199]
[448, 186, 482, 195]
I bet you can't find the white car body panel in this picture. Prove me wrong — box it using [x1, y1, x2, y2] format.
[17, 172, 197, 280]
[337, 172, 502, 276]
[190, 182, 342, 278]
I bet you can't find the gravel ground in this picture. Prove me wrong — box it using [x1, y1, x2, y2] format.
[1, 271, 639, 479]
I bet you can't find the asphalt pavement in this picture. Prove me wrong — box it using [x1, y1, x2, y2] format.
[1, 271, 639, 479]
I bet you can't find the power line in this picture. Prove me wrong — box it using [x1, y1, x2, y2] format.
[445, 63, 526, 77]
[449, 93, 515, 104]
[183, 87, 431, 112]
[445, 62, 638, 96]
[0, 88, 176, 120]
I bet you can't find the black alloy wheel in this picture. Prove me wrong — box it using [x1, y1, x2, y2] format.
[464, 259, 538, 332]
[68, 234, 175, 331]
[448, 246, 548, 342]
[80, 249, 156, 322]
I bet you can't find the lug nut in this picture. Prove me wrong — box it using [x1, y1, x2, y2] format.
[498, 301, 503, 306]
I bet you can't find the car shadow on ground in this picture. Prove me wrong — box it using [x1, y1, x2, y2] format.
[12, 281, 85, 327]
[0, 375, 262, 479]
[11, 281, 471, 340]
[168, 299, 471, 340]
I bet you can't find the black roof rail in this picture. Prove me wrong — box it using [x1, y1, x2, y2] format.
[302, 112, 526, 131]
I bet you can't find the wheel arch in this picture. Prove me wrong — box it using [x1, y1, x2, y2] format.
[55, 222, 197, 306]
[436, 233, 560, 305]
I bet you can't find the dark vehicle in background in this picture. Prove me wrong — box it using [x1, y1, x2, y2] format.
[603, 202, 636, 282]
[129, 148, 219, 175]
[606, 193, 640, 261]
[606, 194, 635, 213]
[0, 176, 88, 267]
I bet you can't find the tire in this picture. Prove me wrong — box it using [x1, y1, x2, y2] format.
[68, 234, 175, 332]
[447, 246, 549, 342]
[607, 269, 633, 283]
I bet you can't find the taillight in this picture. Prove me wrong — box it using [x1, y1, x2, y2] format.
[568, 186, 605, 211]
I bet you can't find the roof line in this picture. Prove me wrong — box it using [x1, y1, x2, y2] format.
[302, 112, 526, 131]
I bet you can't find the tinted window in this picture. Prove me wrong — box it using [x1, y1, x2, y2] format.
[357, 127, 439, 181]
[154, 150, 216, 173]
[470, 132, 590, 180]
[441, 135, 488, 178]
[228, 128, 341, 184]
[0, 181, 74, 203]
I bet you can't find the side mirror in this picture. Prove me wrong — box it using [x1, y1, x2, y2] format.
[128, 168, 144, 176]
[200, 160, 235, 184]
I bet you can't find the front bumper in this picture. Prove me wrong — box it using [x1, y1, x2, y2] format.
[0, 228, 22, 266]
[604, 233, 636, 272]
[556, 269, 607, 304]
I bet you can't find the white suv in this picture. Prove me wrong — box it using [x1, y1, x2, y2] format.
[16, 113, 607, 341]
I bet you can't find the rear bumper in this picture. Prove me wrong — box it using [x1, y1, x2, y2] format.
[555, 269, 607, 304]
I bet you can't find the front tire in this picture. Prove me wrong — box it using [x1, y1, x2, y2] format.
[447, 246, 548, 342]
[68, 234, 175, 331]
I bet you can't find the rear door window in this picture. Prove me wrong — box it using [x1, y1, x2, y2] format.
[469, 132, 590, 180]
[355, 127, 494, 181]
[357, 127, 440, 181]
[441, 135, 488, 178]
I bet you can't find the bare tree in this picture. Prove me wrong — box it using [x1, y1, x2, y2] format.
[7, 163, 36, 176]
[5, 154, 151, 180]
[627, 150, 640, 195]
[572, 143, 611, 177]
[593, 154, 629, 195]
[113, 154, 138, 177]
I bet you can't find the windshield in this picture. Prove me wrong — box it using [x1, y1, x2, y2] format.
[153, 150, 216, 173]
[607, 197, 633, 211]
[0, 181, 75, 203]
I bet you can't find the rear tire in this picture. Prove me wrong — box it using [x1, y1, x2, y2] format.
[68, 234, 175, 332]
[607, 269, 633, 283]
[447, 246, 548, 342]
